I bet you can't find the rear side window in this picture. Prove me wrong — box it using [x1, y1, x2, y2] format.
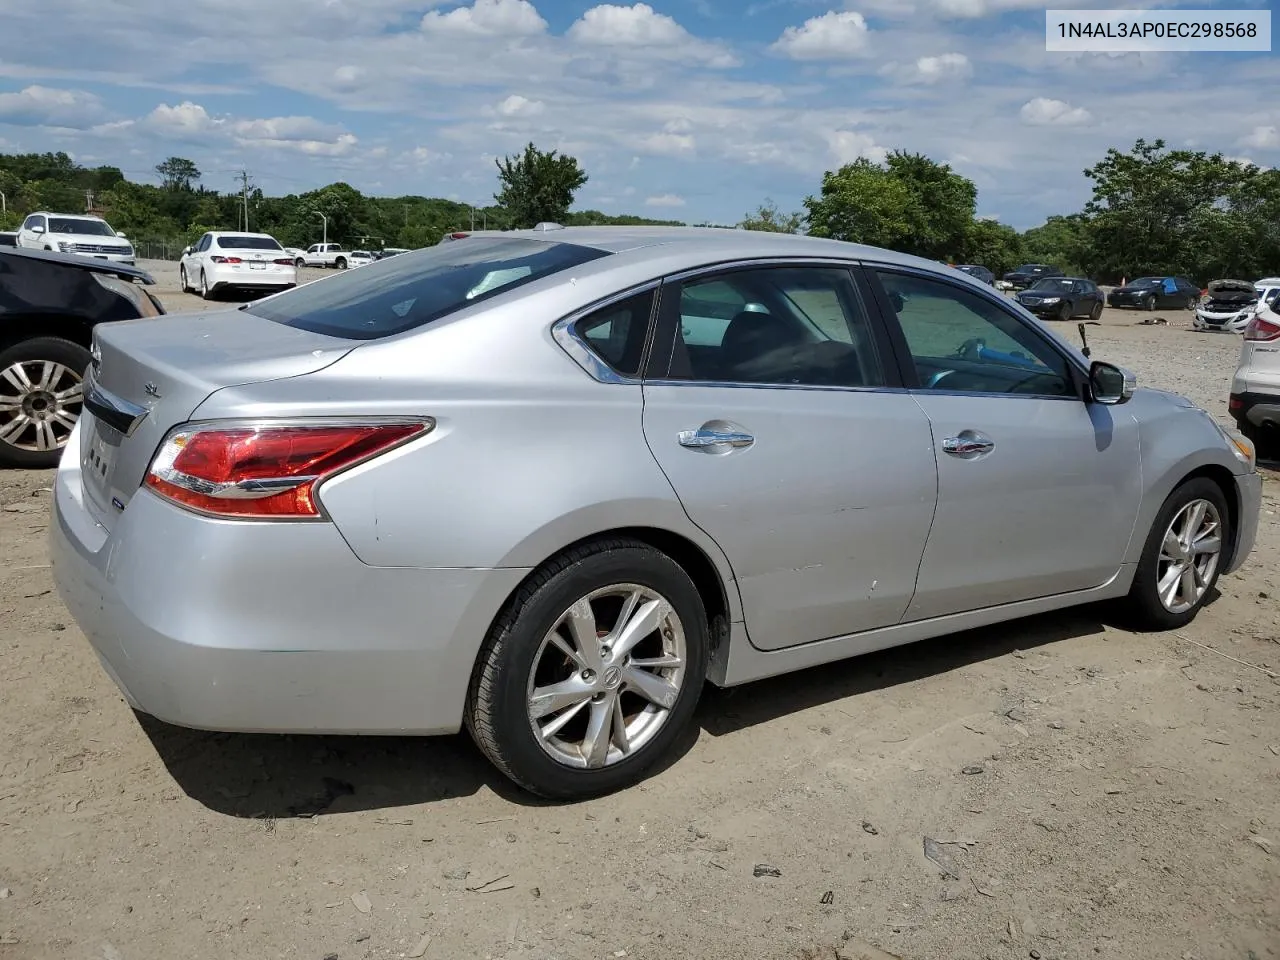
[574, 291, 656, 378]
[248, 238, 609, 340]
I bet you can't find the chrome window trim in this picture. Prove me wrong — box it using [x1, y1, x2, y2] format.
[550, 280, 662, 385]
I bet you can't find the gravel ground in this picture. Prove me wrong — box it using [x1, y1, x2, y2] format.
[0, 270, 1276, 960]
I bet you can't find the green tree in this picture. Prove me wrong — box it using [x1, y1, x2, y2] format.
[155, 157, 201, 191]
[1020, 215, 1087, 276]
[739, 199, 802, 233]
[883, 152, 977, 260]
[494, 142, 588, 229]
[960, 218, 1025, 276]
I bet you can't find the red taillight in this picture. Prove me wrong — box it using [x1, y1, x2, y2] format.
[144, 421, 431, 519]
[1244, 315, 1280, 342]
[1229, 395, 1243, 411]
[210, 256, 242, 264]
[273, 258, 295, 266]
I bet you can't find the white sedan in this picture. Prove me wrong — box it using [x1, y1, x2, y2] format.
[349, 250, 376, 268]
[179, 231, 298, 300]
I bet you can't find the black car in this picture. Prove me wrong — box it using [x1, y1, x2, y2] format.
[1015, 276, 1105, 321]
[0, 247, 164, 468]
[954, 264, 994, 285]
[0, 231, 17, 247]
[1003, 263, 1064, 290]
[1107, 275, 1201, 311]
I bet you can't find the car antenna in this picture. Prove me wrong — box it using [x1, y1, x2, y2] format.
[1077, 321, 1091, 358]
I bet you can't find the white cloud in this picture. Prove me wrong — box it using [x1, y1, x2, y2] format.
[0, 85, 103, 129]
[98, 101, 359, 156]
[567, 3, 737, 66]
[1019, 97, 1093, 126]
[421, 0, 547, 36]
[883, 52, 973, 85]
[858, 0, 1167, 18]
[827, 129, 888, 165]
[635, 117, 696, 155]
[771, 11, 870, 61]
[1240, 125, 1280, 150]
[646, 193, 686, 207]
[495, 94, 545, 117]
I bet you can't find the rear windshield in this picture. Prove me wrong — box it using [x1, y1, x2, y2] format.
[246, 237, 610, 339]
[217, 235, 283, 250]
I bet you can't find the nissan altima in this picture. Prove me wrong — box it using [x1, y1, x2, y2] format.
[50, 226, 1261, 799]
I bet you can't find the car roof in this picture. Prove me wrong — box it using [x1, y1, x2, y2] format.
[30, 211, 108, 220]
[209, 231, 278, 238]
[451, 225, 942, 271]
[0, 246, 155, 283]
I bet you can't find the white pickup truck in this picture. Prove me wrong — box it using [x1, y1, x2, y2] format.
[297, 243, 353, 269]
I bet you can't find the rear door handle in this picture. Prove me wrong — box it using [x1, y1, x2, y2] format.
[678, 428, 755, 449]
[942, 431, 994, 458]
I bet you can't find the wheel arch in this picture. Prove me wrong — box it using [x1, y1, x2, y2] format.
[1174, 463, 1241, 569]
[0, 314, 95, 352]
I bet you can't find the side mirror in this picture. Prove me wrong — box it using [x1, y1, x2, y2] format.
[181, 246, 192, 257]
[1089, 360, 1136, 405]
[31, 225, 45, 234]
[116, 231, 127, 239]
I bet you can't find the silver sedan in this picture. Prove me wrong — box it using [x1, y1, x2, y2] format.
[51, 226, 1261, 798]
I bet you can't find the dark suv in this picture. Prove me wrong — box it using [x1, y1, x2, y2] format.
[0, 247, 164, 468]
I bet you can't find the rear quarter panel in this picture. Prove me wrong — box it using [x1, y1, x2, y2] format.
[190, 283, 742, 618]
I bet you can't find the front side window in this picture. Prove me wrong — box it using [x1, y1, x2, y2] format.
[573, 291, 656, 378]
[876, 270, 1076, 398]
[248, 237, 610, 340]
[662, 266, 885, 388]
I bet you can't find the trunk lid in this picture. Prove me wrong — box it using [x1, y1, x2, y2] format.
[80, 307, 355, 528]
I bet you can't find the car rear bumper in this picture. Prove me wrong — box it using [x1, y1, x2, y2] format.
[49, 437, 528, 735]
[207, 263, 296, 289]
[1230, 390, 1280, 431]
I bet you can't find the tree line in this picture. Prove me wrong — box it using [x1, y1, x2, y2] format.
[2, 138, 1278, 282]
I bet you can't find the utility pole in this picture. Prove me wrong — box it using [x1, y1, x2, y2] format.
[317, 212, 328, 246]
[0, 190, 6, 216]
[236, 169, 252, 231]
[469, 207, 475, 231]
[84, 189, 95, 212]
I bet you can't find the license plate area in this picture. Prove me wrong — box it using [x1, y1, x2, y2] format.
[81, 415, 123, 491]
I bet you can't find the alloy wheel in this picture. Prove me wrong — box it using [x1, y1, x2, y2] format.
[526, 583, 687, 770]
[1156, 498, 1222, 614]
[0, 359, 84, 453]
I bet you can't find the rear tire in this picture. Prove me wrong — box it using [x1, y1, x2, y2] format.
[200, 270, 214, 300]
[466, 539, 709, 799]
[1089, 301, 1103, 321]
[0, 336, 90, 469]
[1117, 478, 1230, 631]
[335, 257, 347, 270]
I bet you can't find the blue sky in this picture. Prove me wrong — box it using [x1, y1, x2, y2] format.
[0, 0, 1275, 229]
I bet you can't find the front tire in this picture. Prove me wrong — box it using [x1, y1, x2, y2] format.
[1145, 296, 1157, 312]
[1119, 478, 1230, 630]
[466, 539, 709, 799]
[0, 336, 89, 469]
[1057, 302, 1072, 322]
[295, 257, 306, 269]
[179, 265, 190, 292]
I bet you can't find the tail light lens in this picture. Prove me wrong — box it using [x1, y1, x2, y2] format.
[1244, 315, 1280, 342]
[144, 420, 431, 519]
[272, 258, 295, 266]
[210, 256, 242, 264]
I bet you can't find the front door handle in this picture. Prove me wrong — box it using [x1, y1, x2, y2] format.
[942, 431, 995, 458]
[678, 428, 755, 449]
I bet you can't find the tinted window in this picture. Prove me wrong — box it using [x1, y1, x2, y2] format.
[574, 291, 655, 378]
[216, 235, 283, 251]
[877, 270, 1075, 398]
[663, 266, 884, 388]
[0, 233, 15, 247]
[48, 218, 114, 236]
[248, 238, 609, 340]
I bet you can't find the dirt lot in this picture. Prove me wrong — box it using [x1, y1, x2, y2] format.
[1, 275, 1278, 960]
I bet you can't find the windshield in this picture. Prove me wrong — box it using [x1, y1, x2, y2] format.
[216, 235, 283, 251]
[49, 218, 115, 237]
[956, 265, 985, 275]
[1028, 278, 1071, 293]
[1015, 264, 1048, 274]
[247, 237, 610, 340]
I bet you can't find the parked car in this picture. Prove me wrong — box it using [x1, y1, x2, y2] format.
[348, 250, 376, 268]
[1015, 276, 1105, 321]
[0, 247, 162, 468]
[1194, 279, 1261, 333]
[16, 212, 134, 265]
[0, 231, 18, 247]
[1002, 263, 1063, 290]
[299, 243, 352, 269]
[1230, 300, 1280, 454]
[953, 264, 994, 285]
[51, 227, 1260, 799]
[1108, 276, 1201, 311]
[378, 248, 410, 260]
[179, 231, 297, 300]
